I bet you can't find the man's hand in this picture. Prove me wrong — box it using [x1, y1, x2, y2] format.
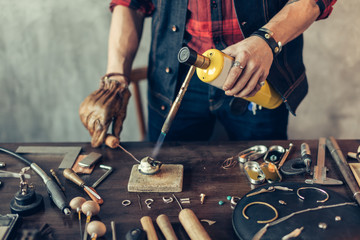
[222, 36, 274, 98]
[79, 78, 131, 148]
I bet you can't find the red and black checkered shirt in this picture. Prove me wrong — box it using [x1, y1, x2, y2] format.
[110, 0, 336, 54]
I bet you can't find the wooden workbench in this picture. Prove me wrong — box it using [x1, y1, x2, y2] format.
[0, 140, 359, 239]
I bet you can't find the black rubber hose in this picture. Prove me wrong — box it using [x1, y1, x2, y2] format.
[0, 146, 70, 215]
[0, 147, 32, 165]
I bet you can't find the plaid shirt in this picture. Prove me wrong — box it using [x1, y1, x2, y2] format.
[110, 0, 336, 54]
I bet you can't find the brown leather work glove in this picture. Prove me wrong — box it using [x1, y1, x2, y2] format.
[79, 77, 131, 148]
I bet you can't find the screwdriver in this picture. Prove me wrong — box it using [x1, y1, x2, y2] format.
[63, 168, 103, 205]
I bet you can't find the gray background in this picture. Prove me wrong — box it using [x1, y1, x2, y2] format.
[0, 0, 358, 143]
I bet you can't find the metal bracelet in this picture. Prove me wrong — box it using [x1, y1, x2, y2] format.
[242, 201, 278, 224]
[296, 187, 329, 203]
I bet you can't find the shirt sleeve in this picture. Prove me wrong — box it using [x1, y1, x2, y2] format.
[315, 0, 337, 20]
[110, 0, 154, 16]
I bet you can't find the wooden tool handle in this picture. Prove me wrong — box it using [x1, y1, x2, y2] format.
[178, 209, 211, 240]
[84, 187, 104, 205]
[156, 214, 178, 240]
[63, 168, 85, 187]
[105, 134, 119, 149]
[140, 216, 159, 240]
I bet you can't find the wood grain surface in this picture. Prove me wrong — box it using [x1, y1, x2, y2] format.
[0, 140, 359, 239]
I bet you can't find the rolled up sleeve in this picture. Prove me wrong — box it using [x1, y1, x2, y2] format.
[315, 0, 337, 20]
[110, 0, 154, 16]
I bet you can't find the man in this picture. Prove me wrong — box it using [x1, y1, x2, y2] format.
[79, 0, 336, 147]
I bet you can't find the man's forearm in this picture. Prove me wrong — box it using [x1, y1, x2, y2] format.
[263, 0, 321, 46]
[106, 5, 145, 79]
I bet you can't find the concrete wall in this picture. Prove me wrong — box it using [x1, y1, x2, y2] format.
[0, 0, 358, 143]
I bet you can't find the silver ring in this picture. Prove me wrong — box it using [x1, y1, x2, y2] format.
[162, 196, 173, 203]
[232, 61, 244, 69]
[122, 200, 131, 206]
[258, 81, 265, 87]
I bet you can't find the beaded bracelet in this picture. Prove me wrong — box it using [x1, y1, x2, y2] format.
[251, 27, 282, 57]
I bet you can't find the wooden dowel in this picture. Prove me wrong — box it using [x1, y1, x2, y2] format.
[156, 214, 178, 240]
[140, 216, 159, 240]
[178, 209, 211, 240]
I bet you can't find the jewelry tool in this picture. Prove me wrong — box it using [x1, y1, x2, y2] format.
[70, 197, 87, 240]
[173, 194, 211, 240]
[50, 169, 65, 192]
[140, 216, 159, 240]
[15, 146, 82, 169]
[0, 147, 70, 215]
[278, 143, 294, 169]
[326, 137, 360, 206]
[10, 167, 44, 216]
[305, 138, 343, 185]
[63, 168, 103, 205]
[86, 221, 106, 240]
[280, 142, 312, 176]
[81, 200, 100, 240]
[263, 145, 285, 164]
[156, 214, 178, 240]
[0, 170, 31, 179]
[91, 165, 113, 188]
[78, 152, 102, 168]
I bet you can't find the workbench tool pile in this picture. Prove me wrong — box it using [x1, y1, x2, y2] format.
[1, 137, 360, 239]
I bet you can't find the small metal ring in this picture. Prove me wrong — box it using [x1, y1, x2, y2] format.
[231, 196, 241, 205]
[231, 196, 241, 209]
[162, 197, 173, 203]
[242, 201, 278, 224]
[122, 200, 131, 206]
[145, 198, 154, 208]
[296, 187, 329, 203]
[353, 192, 360, 198]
